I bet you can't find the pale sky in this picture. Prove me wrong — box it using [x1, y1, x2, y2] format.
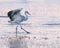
[0, 0, 60, 17]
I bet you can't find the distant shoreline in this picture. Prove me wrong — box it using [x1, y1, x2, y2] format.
[0, 16, 8, 18]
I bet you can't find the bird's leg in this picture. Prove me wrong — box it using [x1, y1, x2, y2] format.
[20, 25, 30, 34]
[16, 25, 18, 37]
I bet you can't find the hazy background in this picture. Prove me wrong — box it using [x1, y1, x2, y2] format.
[0, 1, 60, 48]
[0, 0, 60, 16]
[0, 0, 60, 32]
[0, 0, 60, 24]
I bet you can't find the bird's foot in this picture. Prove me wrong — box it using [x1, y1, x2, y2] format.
[21, 27, 31, 34]
[21, 27, 23, 29]
[26, 31, 31, 34]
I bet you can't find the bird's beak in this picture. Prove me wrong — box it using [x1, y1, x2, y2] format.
[27, 12, 31, 15]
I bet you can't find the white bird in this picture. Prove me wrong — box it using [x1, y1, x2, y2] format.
[7, 8, 31, 37]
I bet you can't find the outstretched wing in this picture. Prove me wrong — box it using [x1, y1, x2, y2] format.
[12, 9, 21, 16]
[7, 8, 23, 21]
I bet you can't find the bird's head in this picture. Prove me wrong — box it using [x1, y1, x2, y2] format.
[25, 11, 31, 15]
[20, 8, 23, 11]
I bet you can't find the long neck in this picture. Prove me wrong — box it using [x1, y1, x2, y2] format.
[24, 12, 28, 20]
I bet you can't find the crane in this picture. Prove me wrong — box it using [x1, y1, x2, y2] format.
[7, 8, 31, 37]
